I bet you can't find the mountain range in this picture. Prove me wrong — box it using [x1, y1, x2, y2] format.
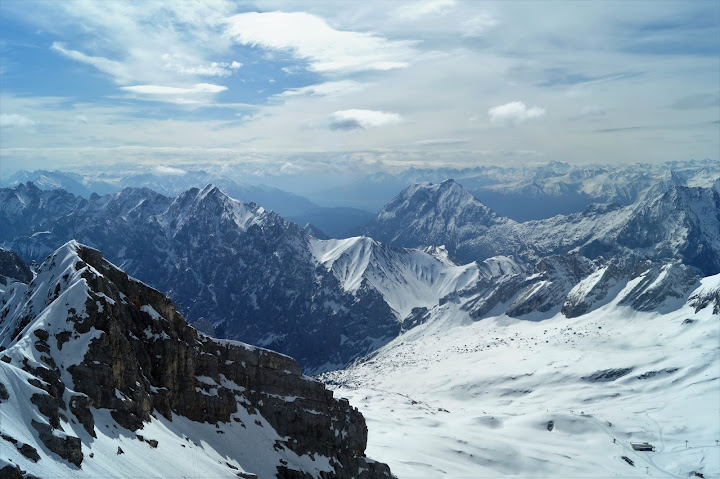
[1, 160, 719, 477]
[2, 170, 719, 374]
[365, 178, 720, 274]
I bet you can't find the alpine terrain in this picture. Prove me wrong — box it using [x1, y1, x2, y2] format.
[0, 241, 392, 478]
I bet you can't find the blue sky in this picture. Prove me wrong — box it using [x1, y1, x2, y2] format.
[0, 0, 718, 176]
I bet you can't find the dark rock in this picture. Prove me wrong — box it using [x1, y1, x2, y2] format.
[32, 330, 49, 341]
[1, 433, 18, 444]
[18, 443, 41, 462]
[31, 419, 83, 467]
[583, 368, 633, 382]
[0, 381, 8, 401]
[117, 447, 124, 455]
[0, 464, 25, 479]
[0, 248, 33, 283]
[69, 395, 96, 437]
[55, 331, 72, 350]
[30, 393, 61, 429]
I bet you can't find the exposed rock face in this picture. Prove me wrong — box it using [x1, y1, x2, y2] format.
[364, 180, 720, 275]
[0, 242, 393, 478]
[0, 248, 32, 291]
[364, 179, 515, 262]
[0, 183, 400, 373]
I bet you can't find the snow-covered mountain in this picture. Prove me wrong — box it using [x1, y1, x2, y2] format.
[394, 159, 720, 221]
[1, 169, 318, 218]
[363, 179, 517, 261]
[0, 241, 393, 478]
[322, 264, 720, 478]
[365, 179, 720, 274]
[1, 183, 495, 373]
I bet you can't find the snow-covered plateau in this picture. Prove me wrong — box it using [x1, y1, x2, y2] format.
[322, 273, 720, 478]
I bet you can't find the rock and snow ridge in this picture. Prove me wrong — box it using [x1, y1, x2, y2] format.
[0, 241, 393, 478]
[1, 182, 501, 373]
[364, 179, 720, 274]
[2, 179, 719, 373]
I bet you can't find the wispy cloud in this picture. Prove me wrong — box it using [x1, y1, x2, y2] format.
[488, 101, 545, 125]
[416, 139, 469, 146]
[121, 84, 228, 95]
[0, 113, 36, 127]
[279, 81, 368, 97]
[119, 83, 228, 104]
[670, 93, 719, 110]
[162, 54, 241, 77]
[225, 11, 417, 73]
[152, 165, 187, 175]
[595, 126, 649, 133]
[394, 0, 456, 21]
[462, 13, 499, 37]
[51, 42, 130, 84]
[329, 109, 402, 130]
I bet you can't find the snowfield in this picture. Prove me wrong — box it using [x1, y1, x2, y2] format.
[323, 275, 720, 478]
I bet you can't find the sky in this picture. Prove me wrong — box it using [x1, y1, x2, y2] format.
[0, 0, 718, 177]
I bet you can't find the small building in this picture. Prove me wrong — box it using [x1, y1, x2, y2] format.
[630, 442, 655, 451]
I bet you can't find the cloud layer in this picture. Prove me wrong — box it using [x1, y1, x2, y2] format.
[0, 0, 717, 172]
[329, 110, 403, 130]
[225, 11, 416, 73]
[488, 101, 546, 125]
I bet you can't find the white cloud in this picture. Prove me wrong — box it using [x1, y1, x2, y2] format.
[329, 109, 402, 130]
[118, 83, 228, 105]
[279, 80, 368, 97]
[416, 138, 469, 146]
[0, 113, 36, 127]
[224, 11, 416, 73]
[152, 165, 187, 176]
[488, 101, 546, 125]
[162, 54, 241, 77]
[462, 13, 499, 37]
[121, 83, 227, 95]
[575, 105, 606, 118]
[51, 42, 131, 84]
[75, 115, 88, 123]
[394, 0, 456, 20]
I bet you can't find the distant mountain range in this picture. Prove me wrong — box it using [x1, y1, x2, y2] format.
[365, 178, 720, 275]
[1, 162, 719, 373]
[1, 183, 483, 373]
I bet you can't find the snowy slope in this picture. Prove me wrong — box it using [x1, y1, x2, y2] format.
[310, 236, 484, 320]
[0, 241, 392, 478]
[322, 272, 720, 478]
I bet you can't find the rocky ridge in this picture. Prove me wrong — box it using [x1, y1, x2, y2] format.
[0, 241, 392, 478]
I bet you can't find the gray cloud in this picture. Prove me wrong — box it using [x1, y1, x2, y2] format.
[670, 93, 720, 110]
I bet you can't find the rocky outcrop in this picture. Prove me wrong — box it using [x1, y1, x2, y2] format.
[0, 248, 32, 291]
[0, 242, 393, 478]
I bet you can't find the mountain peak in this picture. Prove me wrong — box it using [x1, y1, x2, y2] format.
[364, 180, 509, 261]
